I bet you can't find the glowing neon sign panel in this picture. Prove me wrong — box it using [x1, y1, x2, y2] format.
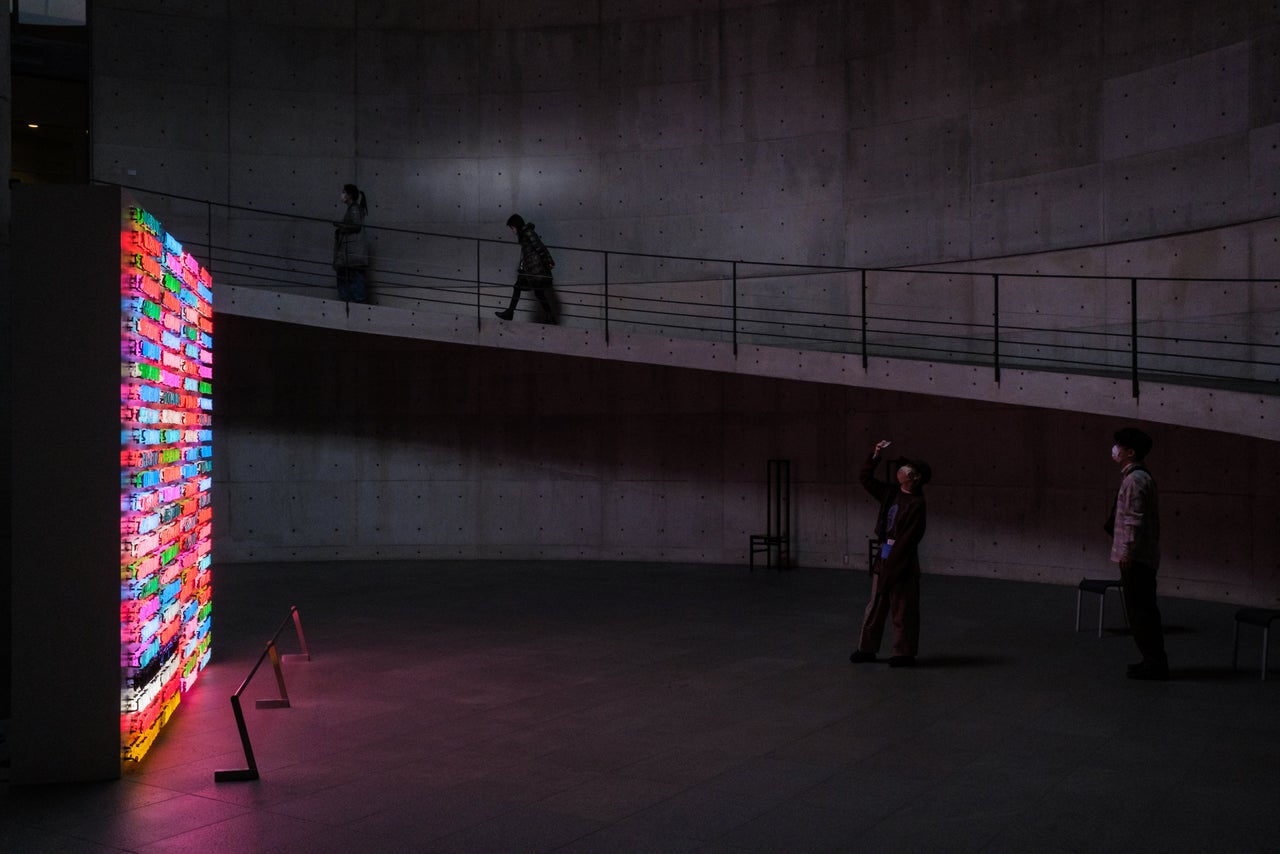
[119, 205, 213, 762]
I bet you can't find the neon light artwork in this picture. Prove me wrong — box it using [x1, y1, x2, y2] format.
[119, 205, 213, 762]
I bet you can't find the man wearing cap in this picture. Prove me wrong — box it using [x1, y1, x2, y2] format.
[1109, 426, 1168, 680]
[849, 439, 931, 668]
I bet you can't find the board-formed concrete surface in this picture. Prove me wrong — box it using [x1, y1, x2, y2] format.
[91, 2, 1280, 270]
[219, 282, 1279, 442]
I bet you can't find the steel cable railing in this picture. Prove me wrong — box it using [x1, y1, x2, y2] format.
[110, 184, 1280, 398]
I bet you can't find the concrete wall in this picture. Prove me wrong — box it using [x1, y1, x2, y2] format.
[216, 314, 1280, 607]
[91, 1, 1280, 269]
[88, 2, 1280, 605]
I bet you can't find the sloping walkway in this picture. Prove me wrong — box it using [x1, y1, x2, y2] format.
[218, 285, 1280, 441]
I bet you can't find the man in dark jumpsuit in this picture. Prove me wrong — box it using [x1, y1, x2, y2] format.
[850, 439, 931, 668]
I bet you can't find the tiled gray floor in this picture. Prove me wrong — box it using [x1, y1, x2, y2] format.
[3, 560, 1277, 853]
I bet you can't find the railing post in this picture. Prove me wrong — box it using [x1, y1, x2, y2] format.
[1130, 277, 1139, 398]
[604, 251, 610, 345]
[992, 273, 1001, 383]
[476, 240, 482, 331]
[214, 694, 259, 782]
[214, 606, 310, 783]
[860, 268, 868, 369]
[257, 641, 291, 710]
[732, 261, 739, 356]
[290, 605, 310, 660]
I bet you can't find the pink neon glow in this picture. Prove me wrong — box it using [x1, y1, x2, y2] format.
[119, 205, 213, 763]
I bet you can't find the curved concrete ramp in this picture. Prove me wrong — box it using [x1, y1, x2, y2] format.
[219, 284, 1278, 441]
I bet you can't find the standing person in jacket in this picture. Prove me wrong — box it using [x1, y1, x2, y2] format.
[495, 213, 556, 322]
[1108, 427, 1168, 680]
[333, 183, 369, 303]
[849, 439, 931, 668]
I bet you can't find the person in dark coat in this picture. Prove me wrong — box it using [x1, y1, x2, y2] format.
[1109, 426, 1167, 680]
[495, 214, 556, 322]
[333, 183, 369, 303]
[849, 439, 931, 667]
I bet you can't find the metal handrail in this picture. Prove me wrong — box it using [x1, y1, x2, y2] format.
[214, 606, 310, 783]
[106, 183, 1280, 398]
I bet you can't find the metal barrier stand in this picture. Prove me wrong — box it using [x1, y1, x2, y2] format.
[214, 606, 310, 783]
